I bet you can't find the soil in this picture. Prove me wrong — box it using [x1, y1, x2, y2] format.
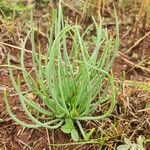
[0, 2, 150, 150]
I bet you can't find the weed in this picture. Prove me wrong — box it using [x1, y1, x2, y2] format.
[117, 136, 145, 150]
[3, 1, 119, 141]
[0, 0, 29, 20]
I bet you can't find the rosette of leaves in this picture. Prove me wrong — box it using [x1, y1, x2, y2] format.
[3, 1, 119, 141]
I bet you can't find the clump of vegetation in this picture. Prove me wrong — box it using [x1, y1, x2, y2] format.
[4, 1, 119, 142]
[0, 0, 28, 19]
[117, 136, 145, 150]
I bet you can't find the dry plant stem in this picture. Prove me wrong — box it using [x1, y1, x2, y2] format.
[126, 30, 150, 53]
[124, 80, 150, 86]
[129, 119, 149, 140]
[46, 128, 51, 150]
[62, 1, 81, 14]
[126, 58, 149, 74]
[139, 0, 150, 17]
[138, 108, 150, 112]
[17, 140, 32, 150]
[0, 42, 31, 53]
[118, 51, 150, 73]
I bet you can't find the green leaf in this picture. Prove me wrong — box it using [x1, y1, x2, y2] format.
[85, 128, 95, 140]
[117, 144, 130, 150]
[61, 118, 75, 134]
[65, 118, 74, 128]
[137, 136, 145, 150]
[61, 124, 72, 134]
[130, 144, 137, 150]
[71, 129, 79, 142]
